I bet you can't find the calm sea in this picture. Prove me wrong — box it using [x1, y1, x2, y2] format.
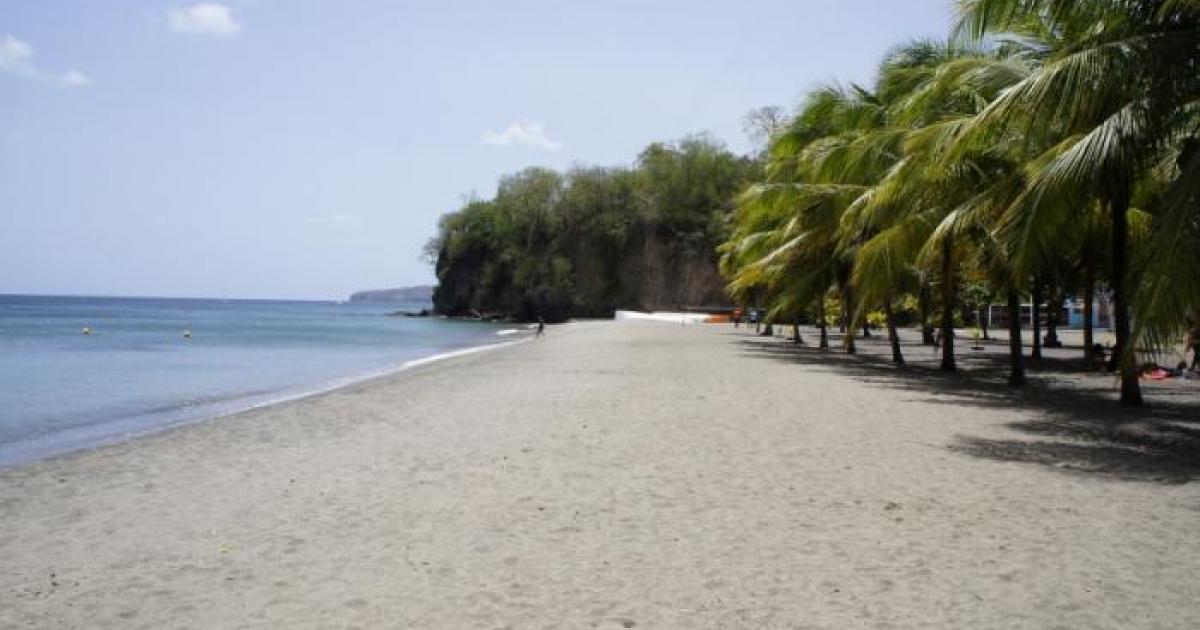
[0, 295, 509, 466]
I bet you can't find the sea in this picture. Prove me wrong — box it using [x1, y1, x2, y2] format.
[0, 295, 512, 466]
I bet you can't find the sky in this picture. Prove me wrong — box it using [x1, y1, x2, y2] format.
[1, 0, 954, 300]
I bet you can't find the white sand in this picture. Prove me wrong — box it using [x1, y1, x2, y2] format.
[2, 322, 1199, 628]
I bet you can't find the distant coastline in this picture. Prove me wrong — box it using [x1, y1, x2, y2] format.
[347, 285, 434, 304]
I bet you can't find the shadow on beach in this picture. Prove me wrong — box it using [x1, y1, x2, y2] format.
[730, 327, 1200, 485]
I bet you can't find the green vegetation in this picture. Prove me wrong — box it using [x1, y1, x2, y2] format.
[428, 136, 756, 321]
[719, 0, 1200, 406]
[427, 0, 1199, 407]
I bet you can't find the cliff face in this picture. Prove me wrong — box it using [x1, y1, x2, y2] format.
[432, 226, 730, 321]
[427, 137, 755, 322]
[608, 231, 729, 312]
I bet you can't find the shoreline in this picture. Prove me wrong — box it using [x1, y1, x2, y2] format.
[3, 321, 1197, 628]
[0, 333, 532, 470]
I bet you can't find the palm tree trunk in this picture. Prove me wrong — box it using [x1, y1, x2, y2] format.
[1109, 193, 1144, 405]
[1031, 281, 1043, 360]
[978, 304, 990, 340]
[1083, 255, 1097, 364]
[939, 237, 956, 372]
[792, 320, 803, 344]
[885, 299, 904, 364]
[816, 297, 829, 349]
[842, 286, 857, 354]
[919, 277, 935, 345]
[1045, 285, 1061, 347]
[1006, 287, 1026, 386]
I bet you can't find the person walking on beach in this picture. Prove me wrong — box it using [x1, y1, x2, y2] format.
[535, 315, 545, 338]
[733, 307, 743, 328]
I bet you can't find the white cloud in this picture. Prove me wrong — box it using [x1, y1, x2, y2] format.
[0, 35, 36, 78]
[57, 69, 92, 87]
[307, 213, 363, 228]
[0, 35, 91, 88]
[168, 3, 242, 36]
[481, 120, 563, 150]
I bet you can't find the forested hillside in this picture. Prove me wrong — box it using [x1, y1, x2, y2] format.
[426, 136, 757, 321]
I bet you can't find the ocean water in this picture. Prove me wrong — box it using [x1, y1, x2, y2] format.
[0, 295, 511, 466]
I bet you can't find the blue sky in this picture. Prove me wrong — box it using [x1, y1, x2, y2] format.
[1, 0, 953, 300]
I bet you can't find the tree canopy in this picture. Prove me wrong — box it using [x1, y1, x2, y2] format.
[428, 136, 757, 321]
[719, 0, 1200, 405]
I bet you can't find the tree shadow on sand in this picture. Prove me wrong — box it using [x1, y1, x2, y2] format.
[734, 331, 1200, 485]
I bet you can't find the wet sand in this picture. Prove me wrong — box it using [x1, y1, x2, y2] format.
[2, 321, 1199, 628]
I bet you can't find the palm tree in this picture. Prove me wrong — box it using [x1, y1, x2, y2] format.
[848, 39, 1039, 373]
[723, 2, 1199, 405]
[722, 85, 891, 355]
[955, 0, 1200, 405]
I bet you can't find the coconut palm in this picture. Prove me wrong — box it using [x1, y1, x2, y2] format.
[955, 0, 1200, 404]
[722, 84, 892, 354]
[723, 1, 1199, 406]
[847, 38, 1041, 373]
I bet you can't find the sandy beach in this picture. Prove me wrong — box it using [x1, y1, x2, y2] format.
[2, 321, 1199, 629]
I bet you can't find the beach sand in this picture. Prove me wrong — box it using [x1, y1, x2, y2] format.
[2, 321, 1199, 628]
